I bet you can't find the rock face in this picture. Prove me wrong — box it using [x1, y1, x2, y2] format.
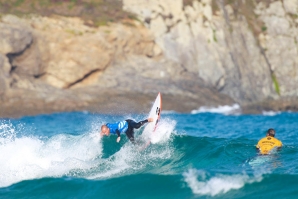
[123, 0, 298, 104]
[0, 54, 10, 94]
[1, 0, 298, 117]
[0, 13, 234, 117]
[255, 1, 298, 97]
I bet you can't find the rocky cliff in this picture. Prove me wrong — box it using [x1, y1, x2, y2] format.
[123, 0, 298, 108]
[1, 0, 298, 117]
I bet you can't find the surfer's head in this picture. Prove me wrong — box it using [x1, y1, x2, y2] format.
[100, 125, 110, 136]
[267, 128, 275, 137]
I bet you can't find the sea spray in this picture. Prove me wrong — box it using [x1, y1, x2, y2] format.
[0, 121, 17, 144]
[148, 118, 176, 144]
[0, 130, 102, 187]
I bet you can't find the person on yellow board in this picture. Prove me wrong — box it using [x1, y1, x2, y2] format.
[256, 128, 282, 155]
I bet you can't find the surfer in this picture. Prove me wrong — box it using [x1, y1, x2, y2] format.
[100, 118, 153, 143]
[256, 128, 282, 155]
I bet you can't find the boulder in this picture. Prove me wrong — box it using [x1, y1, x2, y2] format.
[10, 36, 45, 77]
[0, 23, 32, 55]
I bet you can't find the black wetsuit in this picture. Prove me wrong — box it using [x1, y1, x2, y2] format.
[125, 119, 149, 143]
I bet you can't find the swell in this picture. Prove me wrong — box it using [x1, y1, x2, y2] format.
[97, 134, 266, 177]
[148, 135, 257, 173]
[0, 129, 296, 188]
[1, 173, 298, 199]
[99, 135, 233, 175]
[0, 131, 277, 185]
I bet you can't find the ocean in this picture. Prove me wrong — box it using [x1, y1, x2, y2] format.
[0, 106, 297, 199]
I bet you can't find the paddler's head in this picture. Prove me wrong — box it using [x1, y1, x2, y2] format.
[100, 125, 110, 136]
[267, 128, 275, 137]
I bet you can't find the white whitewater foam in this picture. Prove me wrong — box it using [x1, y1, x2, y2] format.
[149, 118, 176, 144]
[262, 111, 281, 116]
[191, 104, 241, 115]
[0, 118, 176, 187]
[140, 118, 176, 144]
[183, 169, 263, 196]
[0, 122, 102, 187]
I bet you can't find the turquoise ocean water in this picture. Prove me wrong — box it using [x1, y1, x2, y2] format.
[0, 108, 297, 199]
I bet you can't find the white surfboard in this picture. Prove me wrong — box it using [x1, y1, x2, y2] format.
[142, 93, 162, 141]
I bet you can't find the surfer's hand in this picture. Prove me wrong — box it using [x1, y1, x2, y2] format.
[148, 118, 153, 122]
[116, 137, 121, 143]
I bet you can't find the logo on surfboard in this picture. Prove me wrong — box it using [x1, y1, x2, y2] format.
[155, 107, 161, 126]
[156, 107, 160, 115]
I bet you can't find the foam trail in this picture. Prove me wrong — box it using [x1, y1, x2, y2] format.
[183, 169, 262, 196]
[191, 104, 241, 115]
[247, 151, 281, 176]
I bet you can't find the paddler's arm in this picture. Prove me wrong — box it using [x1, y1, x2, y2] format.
[277, 141, 283, 150]
[256, 143, 260, 151]
[256, 139, 262, 149]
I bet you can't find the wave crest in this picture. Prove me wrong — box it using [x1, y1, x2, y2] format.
[191, 104, 241, 115]
[183, 169, 262, 196]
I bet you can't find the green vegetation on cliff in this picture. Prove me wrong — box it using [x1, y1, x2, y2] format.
[272, 73, 281, 96]
[0, 0, 136, 26]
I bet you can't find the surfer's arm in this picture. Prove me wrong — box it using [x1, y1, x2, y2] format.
[115, 129, 120, 137]
[115, 129, 121, 142]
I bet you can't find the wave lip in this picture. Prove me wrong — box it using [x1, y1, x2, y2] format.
[183, 169, 262, 196]
[191, 104, 241, 115]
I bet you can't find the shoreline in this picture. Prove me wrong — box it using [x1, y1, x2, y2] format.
[1, 96, 298, 118]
